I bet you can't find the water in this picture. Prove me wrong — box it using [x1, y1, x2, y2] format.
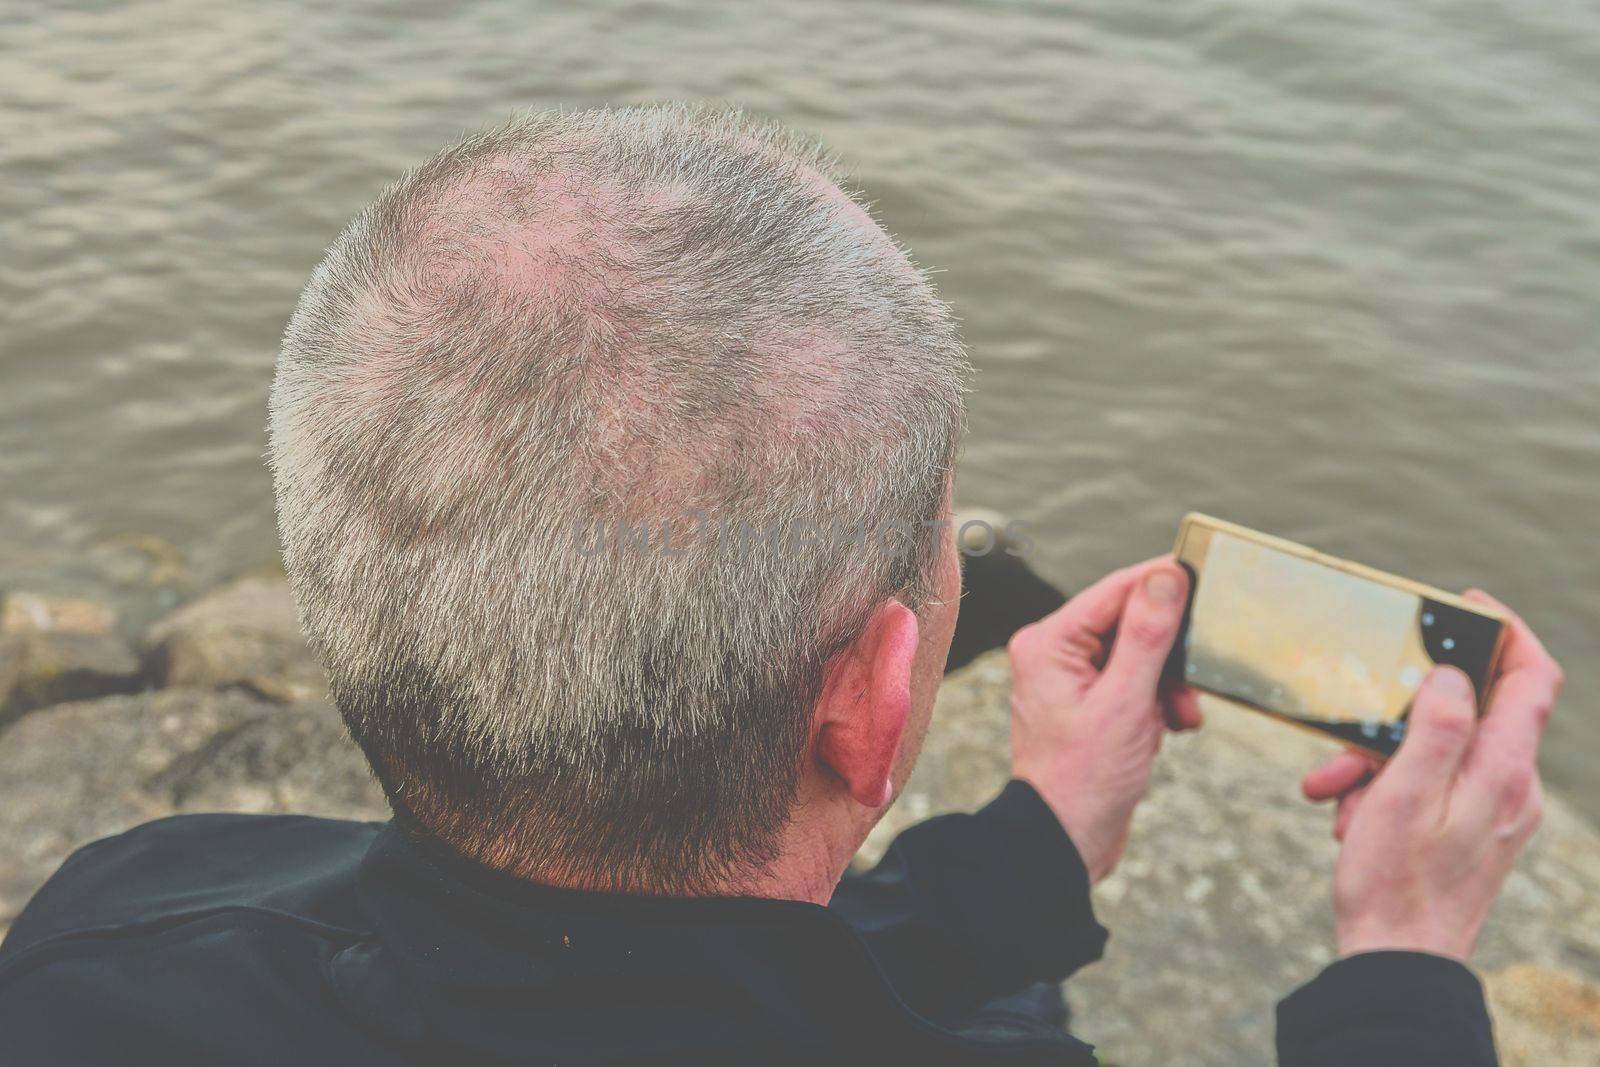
[2, 0, 1597, 818]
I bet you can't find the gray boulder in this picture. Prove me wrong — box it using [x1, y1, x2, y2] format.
[0, 688, 386, 931]
[2, 648, 1593, 1063]
[0, 631, 142, 722]
[0, 591, 117, 637]
[140, 576, 328, 702]
[863, 650, 1600, 1067]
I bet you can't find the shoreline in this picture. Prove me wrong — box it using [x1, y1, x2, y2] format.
[2, 577, 1598, 1062]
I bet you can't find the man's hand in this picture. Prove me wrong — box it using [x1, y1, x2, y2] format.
[1008, 557, 1200, 884]
[1302, 591, 1563, 961]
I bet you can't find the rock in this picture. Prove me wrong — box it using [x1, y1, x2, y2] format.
[0, 631, 142, 721]
[1485, 963, 1600, 1066]
[85, 532, 190, 590]
[140, 576, 328, 702]
[0, 591, 116, 636]
[3, 641, 1595, 1062]
[0, 688, 387, 930]
[861, 650, 1600, 1067]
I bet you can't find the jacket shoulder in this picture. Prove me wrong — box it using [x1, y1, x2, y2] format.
[0, 813, 383, 964]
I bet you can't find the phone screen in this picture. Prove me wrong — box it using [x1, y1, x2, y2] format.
[1172, 520, 1503, 756]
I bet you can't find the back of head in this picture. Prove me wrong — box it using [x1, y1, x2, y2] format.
[269, 105, 967, 893]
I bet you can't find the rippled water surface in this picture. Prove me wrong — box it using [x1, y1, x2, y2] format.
[2, 1, 1597, 814]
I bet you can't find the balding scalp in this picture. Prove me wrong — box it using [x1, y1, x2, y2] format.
[269, 105, 967, 892]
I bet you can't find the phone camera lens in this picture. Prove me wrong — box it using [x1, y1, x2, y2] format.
[1442, 637, 1456, 651]
[1421, 611, 1436, 627]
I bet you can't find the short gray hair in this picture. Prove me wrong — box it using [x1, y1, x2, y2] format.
[268, 105, 967, 891]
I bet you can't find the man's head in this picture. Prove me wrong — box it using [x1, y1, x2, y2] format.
[269, 105, 968, 894]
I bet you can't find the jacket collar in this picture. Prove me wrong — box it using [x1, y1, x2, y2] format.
[329, 821, 1079, 1064]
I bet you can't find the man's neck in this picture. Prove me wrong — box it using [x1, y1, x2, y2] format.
[733, 816, 858, 905]
[726, 790, 876, 905]
[409, 787, 866, 906]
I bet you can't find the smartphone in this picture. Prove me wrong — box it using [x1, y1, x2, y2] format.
[1166, 513, 1507, 757]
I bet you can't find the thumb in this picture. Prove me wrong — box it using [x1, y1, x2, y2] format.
[1373, 665, 1478, 818]
[1096, 562, 1189, 700]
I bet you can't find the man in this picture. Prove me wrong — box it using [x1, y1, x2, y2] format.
[0, 106, 1562, 1065]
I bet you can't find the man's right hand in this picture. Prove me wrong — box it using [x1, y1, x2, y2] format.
[1301, 591, 1563, 961]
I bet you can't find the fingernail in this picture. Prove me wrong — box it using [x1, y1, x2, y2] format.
[1427, 666, 1472, 699]
[1145, 568, 1183, 604]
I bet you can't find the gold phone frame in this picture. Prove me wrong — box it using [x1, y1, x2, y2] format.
[1172, 512, 1508, 750]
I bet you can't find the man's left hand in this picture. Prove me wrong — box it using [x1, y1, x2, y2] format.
[1007, 557, 1200, 883]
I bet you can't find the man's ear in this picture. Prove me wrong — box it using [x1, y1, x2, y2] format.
[815, 599, 920, 809]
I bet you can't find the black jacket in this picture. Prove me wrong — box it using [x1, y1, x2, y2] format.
[0, 781, 1495, 1065]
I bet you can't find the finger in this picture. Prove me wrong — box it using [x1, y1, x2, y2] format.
[1096, 561, 1189, 700]
[1370, 665, 1478, 821]
[1462, 589, 1558, 678]
[1028, 559, 1163, 646]
[1466, 664, 1560, 781]
[1460, 591, 1563, 785]
[1161, 682, 1204, 732]
[1302, 748, 1376, 802]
